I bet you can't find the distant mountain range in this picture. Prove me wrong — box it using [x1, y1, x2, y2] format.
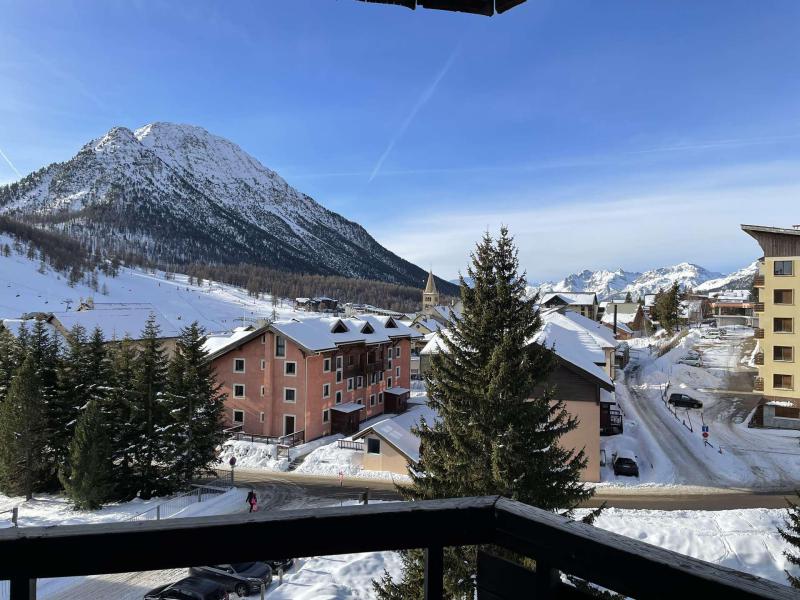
[0, 122, 457, 295]
[526, 261, 758, 301]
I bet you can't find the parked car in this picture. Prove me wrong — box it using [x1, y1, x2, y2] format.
[144, 576, 229, 600]
[189, 563, 272, 597]
[668, 393, 703, 409]
[702, 318, 717, 326]
[265, 558, 295, 573]
[702, 329, 720, 339]
[677, 356, 703, 367]
[612, 451, 639, 477]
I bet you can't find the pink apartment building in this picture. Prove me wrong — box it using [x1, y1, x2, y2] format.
[208, 315, 420, 442]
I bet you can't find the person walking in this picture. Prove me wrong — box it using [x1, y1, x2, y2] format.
[246, 489, 258, 513]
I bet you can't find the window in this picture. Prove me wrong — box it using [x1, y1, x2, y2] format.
[387, 377, 393, 388]
[259, 411, 265, 423]
[396, 366, 400, 377]
[275, 335, 286, 357]
[775, 260, 794, 276]
[379, 371, 384, 381]
[774, 318, 794, 333]
[322, 408, 330, 424]
[261, 334, 266, 344]
[336, 356, 343, 370]
[323, 358, 331, 372]
[260, 359, 266, 370]
[357, 375, 363, 388]
[775, 289, 794, 304]
[323, 383, 331, 398]
[260, 385, 265, 397]
[367, 438, 381, 454]
[369, 394, 376, 406]
[395, 347, 401, 358]
[335, 390, 342, 405]
[378, 392, 384, 404]
[348, 355, 354, 366]
[775, 405, 800, 419]
[232, 409, 244, 423]
[284, 388, 296, 403]
[774, 374, 793, 390]
[347, 377, 354, 391]
[285, 361, 297, 376]
[370, 372, 377, 385]
[336, 370, 342, 383]
[775, 346, 794, 362]
[233, 384, 245, 398]
[233, 358, 245, 373]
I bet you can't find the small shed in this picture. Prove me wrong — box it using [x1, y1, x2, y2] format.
[384, 386, 410, 414]
[331, 402, 365, 435]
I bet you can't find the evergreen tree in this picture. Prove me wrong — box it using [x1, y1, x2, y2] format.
[164, 323, 226, 487]
[780, 493, 800, 588]
[624, 291, 633, 303]
[130, 314, 169, 498]
[106, 337, 139, 499]
[60, 398, 114, 509]
[0, 328, 23, 401]
[375, 228, 592, 599]
[653, 282, 680, 333]
[0, 358, 46, 500]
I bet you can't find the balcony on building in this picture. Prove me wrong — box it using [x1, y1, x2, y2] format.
[754, 352, 765, 366]
[754, 328, 765, 339]
[754, 376, 765, 392]
[0, 496, 792, 600]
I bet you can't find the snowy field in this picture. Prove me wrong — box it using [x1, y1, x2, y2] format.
[601, 327, 800, 489]
[0, 233, 303, 332]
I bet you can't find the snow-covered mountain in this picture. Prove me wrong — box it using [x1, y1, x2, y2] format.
[0, 122, 454, 292]
[529, 262, 754, 300]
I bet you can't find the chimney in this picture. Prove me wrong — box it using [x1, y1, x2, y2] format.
[613, 303, 618, 336]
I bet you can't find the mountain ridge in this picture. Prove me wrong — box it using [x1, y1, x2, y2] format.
[0, 122, 457, 295]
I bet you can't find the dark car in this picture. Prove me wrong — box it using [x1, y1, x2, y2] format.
[144, 576, 229, 600]
[612, 452, 639, 477]
[189, 562, 272, 597]
[265, 558, 294, 573]
[668, 393, 703, 409]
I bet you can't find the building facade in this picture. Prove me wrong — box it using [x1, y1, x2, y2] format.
[742, 224, 800, 428]
[209, 315, 419, 441]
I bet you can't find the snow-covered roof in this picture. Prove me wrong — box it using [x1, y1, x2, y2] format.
[384, 386, 410, 395]
[49, 305, 180, 340]
[1, 318, 59, 338]
[420, 330, 452, 355]
[600, 389, 616, 404]
[600, 303, 641, 326]
[271, 314, 421, 353]
[432, 305, 461, 322]
[331, 402, 365, 414]
[533, 311, 613, 387]
[354, 401, 438, 464]
[541, 292, 598, 307]
[559, 311, 619, 347]
[203, 326, 256, 355]
[709, 290, 752, 302]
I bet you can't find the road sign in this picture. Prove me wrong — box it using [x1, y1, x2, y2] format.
[701, 425, 709, 433]
[229, 456, 237, 467]
[702, 432, 709, 439]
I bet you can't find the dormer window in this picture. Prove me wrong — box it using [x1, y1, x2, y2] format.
[385, 317, 397, 329]
[361, 322, 375, 334]
[331, 320, 349, 334]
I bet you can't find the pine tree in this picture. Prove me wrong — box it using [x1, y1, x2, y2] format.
[625, 291, 633, 303]
[0, 358, 46, 500]
[0, 328, 23, 401]
[106, 337, 139, 499]
[780, 494, 800, 588]
[653, 282, 680, 333]
[375, 228, 592, 599]
[60, 398, 114, 509]
[164, 323, 226, 488]
[130, 314, 169, 498]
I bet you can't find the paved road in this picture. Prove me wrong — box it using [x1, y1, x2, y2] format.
[222, 467, 800, 511]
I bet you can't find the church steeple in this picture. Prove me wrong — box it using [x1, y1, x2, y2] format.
[423, 269, 439, 313]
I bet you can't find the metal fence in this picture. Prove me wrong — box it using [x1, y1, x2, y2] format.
[127, 483, 232, 522]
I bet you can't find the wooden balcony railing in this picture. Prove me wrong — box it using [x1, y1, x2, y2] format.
[754, 303, 765, 313]
[0, 496, 792, 600]
[755, 328, 765, 339]
[754, 275, 765, 287]
[755, 377, 765, 392]
[754, 352, 765, 365]
[337, 439, 365, 451]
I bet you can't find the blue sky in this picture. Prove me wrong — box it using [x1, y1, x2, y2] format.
[2, 1, 800, 281]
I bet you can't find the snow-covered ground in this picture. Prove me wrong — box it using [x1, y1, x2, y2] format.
[0, 232, 303, 333]
[602, 326, 800, 488]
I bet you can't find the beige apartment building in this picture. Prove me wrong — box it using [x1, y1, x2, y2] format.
[742, 224, 800, 428]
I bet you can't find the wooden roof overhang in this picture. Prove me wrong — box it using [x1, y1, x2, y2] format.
[355, 0, 526, 16]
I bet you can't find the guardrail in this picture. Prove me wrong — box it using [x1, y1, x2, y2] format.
[337, 439, 365, 451]
[0, 496, 793, 600]
[127, 483, 232, 523]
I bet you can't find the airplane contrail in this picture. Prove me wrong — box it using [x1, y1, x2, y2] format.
[368, 46, 460, 183]
[0, 145, 22, 178]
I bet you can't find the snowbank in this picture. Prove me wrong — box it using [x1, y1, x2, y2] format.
[295, 442, 411, 483]
[219, 440, 290, 471]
